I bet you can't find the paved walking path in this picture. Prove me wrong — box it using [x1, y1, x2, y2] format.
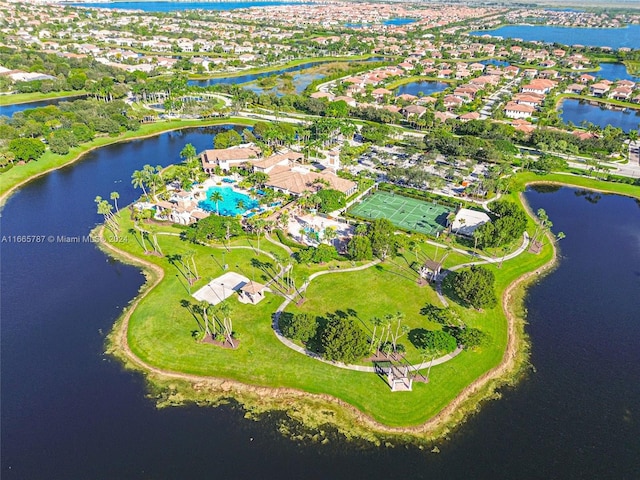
[269, 254, 465, 372]
[266, 228, 531, 372]
[432, 232, 530, 307]
[265, 232, 293, 255]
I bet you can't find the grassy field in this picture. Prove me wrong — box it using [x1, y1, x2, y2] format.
[104, 197, 550, 430]
[513, 171, 640, 198]
[0, 117, 254, 205]
[97, 170, 639, 436]
[623, 60, 640, 76]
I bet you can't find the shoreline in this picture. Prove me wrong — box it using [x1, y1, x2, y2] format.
[97, 186, 561, 442]
[0, 118, 251, 208]
[0, 92, 88, 106]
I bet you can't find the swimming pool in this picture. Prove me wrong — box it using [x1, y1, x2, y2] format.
[199, 186, 258, 216]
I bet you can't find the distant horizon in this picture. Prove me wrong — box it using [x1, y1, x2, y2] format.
[58, 0, 640, 9]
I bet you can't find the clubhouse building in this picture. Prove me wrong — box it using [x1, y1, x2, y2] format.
[200, 144, 357, 197]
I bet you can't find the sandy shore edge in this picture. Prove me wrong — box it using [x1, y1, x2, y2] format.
[98, 189, 558, 441]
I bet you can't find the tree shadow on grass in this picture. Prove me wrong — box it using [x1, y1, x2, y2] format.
[374, 263, 417, 284]
[408, 328, 430, 350]
[180, 299, 203, 331]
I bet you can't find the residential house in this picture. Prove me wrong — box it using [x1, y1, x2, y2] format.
[504, 101, 535, 119]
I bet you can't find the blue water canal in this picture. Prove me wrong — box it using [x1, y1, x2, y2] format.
[559, 99, 640, 133]
[0, 95, 87, 117]
[1, 126, 639, 478]
[188, 57, 385, 88]
[470, 24, 640, 50]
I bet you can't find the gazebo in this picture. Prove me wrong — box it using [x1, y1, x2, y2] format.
[387, 365, 413, 392]
[420, 259, 443, 282]
[238, 281, 267, 305]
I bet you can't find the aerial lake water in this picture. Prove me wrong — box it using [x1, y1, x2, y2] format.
[596, 62, 639, 82]
[559, 98, 640, 133]
[470, 24, 640, 50]
[345, 18, 416, 28]
[395, 80, 448, 96]
[188, 57, 384, 88]
[69, 1, 305, 12]
[1, 127, 639, 478]
[0, 95, 87, 117]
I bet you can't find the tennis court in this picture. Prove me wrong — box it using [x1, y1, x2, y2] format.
[349, 190, 454, 236]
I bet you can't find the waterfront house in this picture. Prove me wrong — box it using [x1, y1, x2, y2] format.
[201, 145, 262, 173]
[589, 82, 610, 97]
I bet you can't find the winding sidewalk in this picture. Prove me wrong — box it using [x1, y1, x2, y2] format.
[268, 229, 530, 372]
[269, 253, 464, 372]
[432, 232, 530, 307]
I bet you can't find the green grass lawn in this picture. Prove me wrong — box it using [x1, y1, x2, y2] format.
[101, 170, 640, 432]
[513, 171, 640, 198]
[107, 202, 552, 428]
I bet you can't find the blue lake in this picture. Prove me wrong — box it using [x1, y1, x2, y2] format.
[395, 80, 448, 96]
[0, 95, 86, 117]
[69, 1, 304, 11]
[345, 18, 416, 28]
[596, 63, 639, 82]
[470, 25, 640, 49]
[479, 59, 511, 68]
[189, 57, 385, 88]
[199, 185, 258, 215]
[2, 125, 639, 479]
[559, 99, 640, 133]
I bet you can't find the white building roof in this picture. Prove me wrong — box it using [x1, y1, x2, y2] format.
[451, 208, 491, 236]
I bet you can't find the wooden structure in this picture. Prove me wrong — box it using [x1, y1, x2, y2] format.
[238, 281, 267, 304]
[419, 259, 443, 282]
[387, 365, 413, 392]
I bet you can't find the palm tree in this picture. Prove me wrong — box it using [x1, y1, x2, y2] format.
[180, 143, 197, 163]
[132, 212, 149, 252]
[382, 314, 393, 351]
[131, 169, 148, 197]
[147, 225, 163, 256]
[236, 199, 245, 213]
[323, 226, 337, 246]
[391, 311, 406, 353]
[218, 301, 233, 347]
[254, 219, 266, 251]
[209, 190, 224, 216]
[199, 300, 212, 338]
[95, 196, 119, 234]
[278, 212, 289, 229]
[110, 191, 120, 213]
[370, 316, 383, 354]
[185, 250, 199, 282]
